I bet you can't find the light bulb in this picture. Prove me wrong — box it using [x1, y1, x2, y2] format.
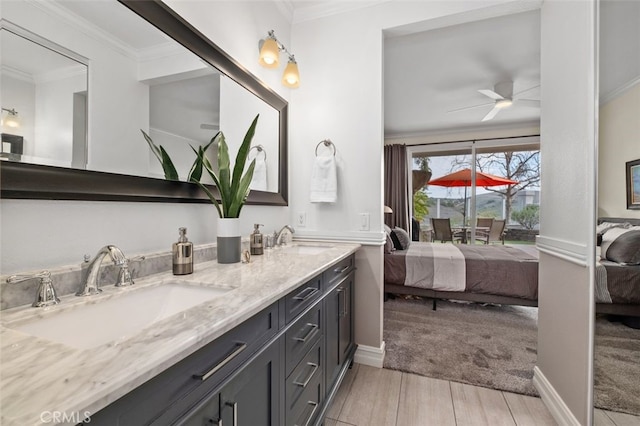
[281, 60, 300, 88]
[495, 99, 513, 109]
[259, 38, 280, 69]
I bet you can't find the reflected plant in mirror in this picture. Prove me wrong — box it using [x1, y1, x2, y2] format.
[140, 128, 215, 182]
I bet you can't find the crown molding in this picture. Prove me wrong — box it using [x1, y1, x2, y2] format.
[291, 1, 391, 25]
[600, 75, 640, 106]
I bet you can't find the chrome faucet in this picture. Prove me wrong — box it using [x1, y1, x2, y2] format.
[78, 245, 137, 296]
[6, 270, 60, 308]
[275, 225, 295, 246]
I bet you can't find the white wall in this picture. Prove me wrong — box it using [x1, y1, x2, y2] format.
[35, 72, 86, 165]
[535, 1, 597, 424]
[288, 0, 526, 354]
[0, 0, 292, 275]
[1, 74, 35, 154]
[598, 83, 640, 218]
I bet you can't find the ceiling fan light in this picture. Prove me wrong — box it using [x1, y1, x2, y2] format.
[259, 38, 280, 69]
[495, 99, 513, 109]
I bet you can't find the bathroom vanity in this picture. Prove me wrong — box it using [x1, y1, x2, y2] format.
[0, 243, 359, 426]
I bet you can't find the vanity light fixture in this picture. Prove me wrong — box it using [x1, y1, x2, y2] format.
[1, 107, 20, 128]
[259, 30, 300, 88]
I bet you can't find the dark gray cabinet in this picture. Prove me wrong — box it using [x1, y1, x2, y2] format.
[325, 272, 355, 392]
[82, 254, 356, 426]
[178, 340, 281, 426]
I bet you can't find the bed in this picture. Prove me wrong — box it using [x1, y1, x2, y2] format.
[384, 218, 640, 316]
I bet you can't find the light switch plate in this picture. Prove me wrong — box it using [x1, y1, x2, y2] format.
[297, 212, 306, 227]
[359, 213, 370, 231]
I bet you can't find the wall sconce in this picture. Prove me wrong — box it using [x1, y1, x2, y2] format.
[259, 30, 300, 88]
[1, 107, 20, 128]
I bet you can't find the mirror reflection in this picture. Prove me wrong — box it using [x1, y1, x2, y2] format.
[594, 0, 640, 421]
[1, 24, 88, 168]
[0, 0, 280, 193]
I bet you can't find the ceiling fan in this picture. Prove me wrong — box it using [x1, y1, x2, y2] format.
[449, 81, 540, 122]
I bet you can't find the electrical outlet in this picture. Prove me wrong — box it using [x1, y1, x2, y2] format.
[297, 212, 306, 227]
[359, 213, 370, 231]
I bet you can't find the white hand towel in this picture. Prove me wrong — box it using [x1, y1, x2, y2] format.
[310, 155, 337, 203]
[249, 156, 268, 191]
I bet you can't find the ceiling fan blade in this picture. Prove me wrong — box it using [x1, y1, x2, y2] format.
[513, 85, 540, 98]
[478, 89, 504, 100]
[447, 101, 493, 113]
[514, 99, 540, 108]
[481, 105, 501, 121]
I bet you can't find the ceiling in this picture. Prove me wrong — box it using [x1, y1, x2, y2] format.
[289, 0, 638, 139]
[6, 0, 637, 140]
[384, 9, 541, 138]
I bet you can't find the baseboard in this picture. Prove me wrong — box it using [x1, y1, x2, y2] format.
[354, 341, 385, 368]
[533, 366, 581, 426]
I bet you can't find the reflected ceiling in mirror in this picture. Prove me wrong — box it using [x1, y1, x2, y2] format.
[0, 0, 287, 204]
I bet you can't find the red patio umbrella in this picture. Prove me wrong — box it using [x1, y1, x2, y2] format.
[428, 168, 518, 225]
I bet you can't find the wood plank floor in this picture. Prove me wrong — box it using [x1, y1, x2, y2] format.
[325, 364, 639, 426]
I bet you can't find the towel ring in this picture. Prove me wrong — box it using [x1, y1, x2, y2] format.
[249, 145, 266, 161]
[315, 139, 336, 157]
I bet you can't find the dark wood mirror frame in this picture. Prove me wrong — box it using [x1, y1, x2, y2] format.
[0, 0, 288, 206]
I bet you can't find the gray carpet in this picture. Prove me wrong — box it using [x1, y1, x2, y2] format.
[383, 297, 539, 396]
[594, 315, 640, 415]
[383, 297, 640, 416]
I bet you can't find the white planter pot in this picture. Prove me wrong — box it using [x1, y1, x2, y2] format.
[217, 217, 241, 264]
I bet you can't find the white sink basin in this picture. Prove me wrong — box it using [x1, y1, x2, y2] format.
[9, 283, 231, 349]
[281, 244, 331, 255]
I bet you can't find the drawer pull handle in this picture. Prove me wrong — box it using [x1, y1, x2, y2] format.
[194, 343, 247, 381]
[295, 401, 319, 426]
[333, 265, 350, 274]
[226, 402, 238, 426]
[293, 362, 319, 388]
[293, 323, 318, 343]
[293, 287, 319, 302]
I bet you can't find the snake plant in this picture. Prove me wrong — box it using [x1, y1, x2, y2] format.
[194, 115, 258, 218]
[140, 130, 215, 182]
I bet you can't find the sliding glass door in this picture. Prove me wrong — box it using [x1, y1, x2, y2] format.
[408, 137, 540, 245]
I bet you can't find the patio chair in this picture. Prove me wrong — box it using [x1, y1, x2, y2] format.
[475, 218, 494, 242]
[478, 219, 506, 244]
[431, 218, 464, 243]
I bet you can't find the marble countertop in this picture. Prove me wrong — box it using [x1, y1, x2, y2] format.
[0, 242, 360, 426]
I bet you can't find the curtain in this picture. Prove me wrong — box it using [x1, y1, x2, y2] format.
[384, 144, 409, 231]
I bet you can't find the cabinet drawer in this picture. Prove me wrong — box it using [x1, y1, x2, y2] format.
[286, 341, 323, 426]
[285, 302, 322, 377]
[324, 255, 354, 287]
[89, 302, 279, 426]
[285, 274, 322, 323]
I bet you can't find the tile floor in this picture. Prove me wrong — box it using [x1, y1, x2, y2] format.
[325, 364, 640, 426]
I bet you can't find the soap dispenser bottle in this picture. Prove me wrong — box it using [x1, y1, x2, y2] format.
[173, 227, 193, 275]
[250, 224, 264, 255]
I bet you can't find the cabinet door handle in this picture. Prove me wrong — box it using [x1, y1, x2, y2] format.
[293, 286, 319, 302]
[293, 362, 319, 388]
[293, 323, 318, 343]
[337, 288, 346, 318]
[333, 264, 349, 274]
[194, 342, 247, 381]
[295, 401, 319, 426]
[225, 402, 238, 426]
